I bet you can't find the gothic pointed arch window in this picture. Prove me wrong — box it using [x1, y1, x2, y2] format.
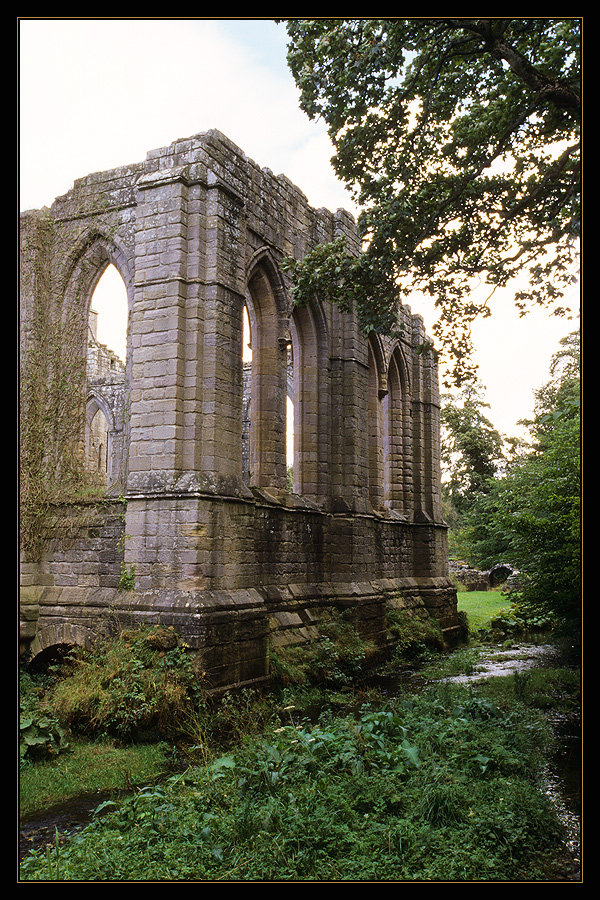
[85, 262, 128, 491]
[289, 299, 329, 503]
[368, 335, 386, 511]
[85, 397, 110, 487]
[243, 252, 289, 490]
[383, 345, 410, 511]
[88, 263, 127, 369]
[368, 337, 411, 514]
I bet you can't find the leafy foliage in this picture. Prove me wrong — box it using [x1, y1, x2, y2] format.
[441, 380, 506, 514]
[494, 408, 579, 630]
[280, 18, 580, 384]
[281, 236, 401, 338]
[385, 608, 446, 665]
[456, 332, 580, 633]
[269, 609, 377, 688]
[46, 627, 206, 742]
[19, 670, 71, 766]
[20, 609, 579, 882]
[20, 711, 70, 765]
[20, 675, 568, 881]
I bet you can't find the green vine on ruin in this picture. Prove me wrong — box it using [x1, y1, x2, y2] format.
[20, 209, 109, 562]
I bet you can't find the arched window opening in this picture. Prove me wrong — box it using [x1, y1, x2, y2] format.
[383, 347, 409, 512]
[85, 264, 128, 493]
[289, 303, 328, 504]
[384, 352, 400, 509]
[286, 342, 294, 489]
[244, 263, 288, 491]
[88, 264, 127, 372]
[243, 304, 253, 364]
[367, 339, 409, 514]
[242, 305, 253, 486]
[85, 405, 109, 486]
[368, 339, 385, 511]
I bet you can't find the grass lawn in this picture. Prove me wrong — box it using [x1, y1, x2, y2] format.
[19, 739, 169, 818]
[456, 590, 511, 630]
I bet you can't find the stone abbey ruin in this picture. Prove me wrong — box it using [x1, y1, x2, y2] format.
[19, 129, 459, 689]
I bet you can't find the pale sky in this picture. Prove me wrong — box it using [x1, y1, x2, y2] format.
[18, 17, 579, 441]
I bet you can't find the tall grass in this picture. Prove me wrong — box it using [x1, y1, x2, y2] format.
[20, 612, 578, 882]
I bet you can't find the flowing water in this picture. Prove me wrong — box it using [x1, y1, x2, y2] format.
[437, 640, 582, 880]
[19, 639, 582, 878]
[19, 789, 117, 861]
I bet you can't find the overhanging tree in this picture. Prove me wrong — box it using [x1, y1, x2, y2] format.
[280, 18, 581, 384]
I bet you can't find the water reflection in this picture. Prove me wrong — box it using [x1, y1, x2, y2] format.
[441, 642, 566, 683]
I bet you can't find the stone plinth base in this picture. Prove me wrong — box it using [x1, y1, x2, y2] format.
[21, 575, 459, 690]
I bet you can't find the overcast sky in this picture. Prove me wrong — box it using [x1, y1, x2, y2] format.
[18, 18, 579, 439]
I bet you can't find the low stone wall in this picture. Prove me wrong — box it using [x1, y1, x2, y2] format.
[449, 559, 516, 592]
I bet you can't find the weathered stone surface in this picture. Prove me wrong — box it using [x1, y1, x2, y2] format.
[19, 130, 459, 687]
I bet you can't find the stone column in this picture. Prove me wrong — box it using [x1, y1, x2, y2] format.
[123, 162, 252, 595]
[328, 305, 371, 513]
[126, 166, 191, 490]
[196, 173, 247, 490]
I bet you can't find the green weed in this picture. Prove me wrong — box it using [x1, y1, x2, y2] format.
[20, 614, 578, 882]
[20, 675, 569, 882]
[385, 608, 446, 665]
[42, 626, 206, 742]
[269, 609, 377, 688]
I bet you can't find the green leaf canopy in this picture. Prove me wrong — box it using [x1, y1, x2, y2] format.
[281, 18, 581, 384]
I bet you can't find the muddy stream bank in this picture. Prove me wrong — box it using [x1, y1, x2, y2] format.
[19, 639, 582, 877]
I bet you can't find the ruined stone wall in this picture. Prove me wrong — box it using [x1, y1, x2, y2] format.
[19, 502, 126, 659]
[19, 130, 458, 687]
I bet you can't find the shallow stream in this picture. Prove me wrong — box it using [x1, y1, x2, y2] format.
[439, 640, 582, 880]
